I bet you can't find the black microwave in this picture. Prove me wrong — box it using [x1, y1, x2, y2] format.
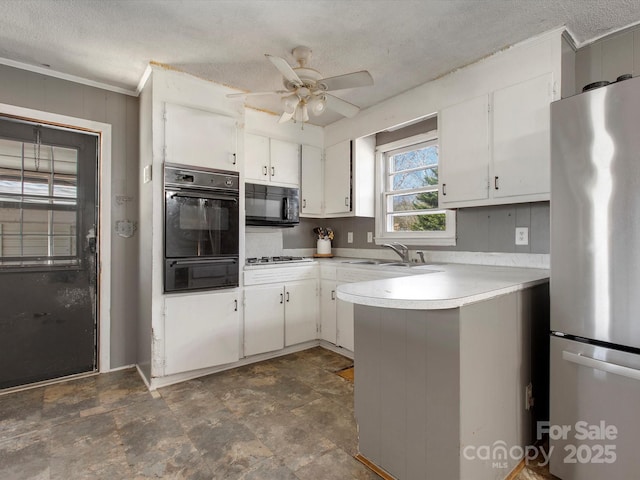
[245, 183, 300, 227]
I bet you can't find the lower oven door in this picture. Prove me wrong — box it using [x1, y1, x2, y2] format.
[165, 257, 239, 292]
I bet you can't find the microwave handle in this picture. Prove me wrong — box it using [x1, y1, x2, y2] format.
[283, 197, 290, 220]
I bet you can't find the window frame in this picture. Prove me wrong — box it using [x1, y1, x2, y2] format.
[375, 131, 456, 246]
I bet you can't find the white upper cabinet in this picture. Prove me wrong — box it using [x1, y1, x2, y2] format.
[244, 132, 270, 181]
[492, 73, 552, 199]
[270, 138, 301, 186]
[439, 73, 554, 208]
[324, 140, 352, 215]
[439, 94, 491, 204]
[300, 145, 323, 215]
[322, 136, 375, 217]
[245, 133, 300, 187]
[164, 103, 237, 171]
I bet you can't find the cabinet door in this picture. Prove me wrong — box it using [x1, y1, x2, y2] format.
[244, 133, 270, 183]
[244, 284, 285, 356]
[439, 95, 490, 205]
[324, 140, 352, 214]
[164, 103, 237, 171]
[270, 138, 300, 186]
[492, 73, 552, 199]
[320, 279, 337, 344]
[164, 291, 240, 376]
[300, 145, 323, 215]
[336, 282, 355, 351]
[285, 280, 319, 346]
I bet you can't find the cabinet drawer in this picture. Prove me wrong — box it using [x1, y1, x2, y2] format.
[244, 264, 318, 286]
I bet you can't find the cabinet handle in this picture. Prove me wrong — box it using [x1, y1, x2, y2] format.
[344, 197, 349, 207]
[263, 165, 268, 176]
[231, 153, 237, 165]
[234, 299, 238, 311]
[494, 176, 499, 190]
[442, 183, 446, 196]
[271, 166, 275, 177]
[286, 291, 290, 302]
[280, 293, 284, 304]
[331, 290, 336, 300]
[303, 199, 307, 208]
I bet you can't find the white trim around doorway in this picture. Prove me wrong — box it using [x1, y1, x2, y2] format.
[0, 102, 112, 373]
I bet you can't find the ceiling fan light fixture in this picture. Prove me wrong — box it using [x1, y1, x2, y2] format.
[308, 95, 326, 116]
[281, 94, 299, 114]
[294, 103, 309, 123]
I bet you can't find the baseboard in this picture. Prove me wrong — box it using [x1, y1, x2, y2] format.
[354, 454, 396, 480]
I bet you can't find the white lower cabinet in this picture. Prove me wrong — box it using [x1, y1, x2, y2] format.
[284, 280, 319, 346]
[320, 279, 338, 344]
[163, 291, 240, 376]
[336, 285, 354, 351]
[244, 284, 285, 356]
[243, 269, 318, 356]
[320, 278, 355, 351]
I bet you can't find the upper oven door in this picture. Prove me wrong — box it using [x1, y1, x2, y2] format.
[165, 189, 239, 258]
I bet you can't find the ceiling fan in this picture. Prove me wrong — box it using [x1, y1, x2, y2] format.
[227, 46, 373, 124]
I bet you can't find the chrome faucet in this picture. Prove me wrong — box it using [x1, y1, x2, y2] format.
[381, 242, 409, 263]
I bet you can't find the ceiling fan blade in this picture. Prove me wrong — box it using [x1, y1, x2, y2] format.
[226, 90, 287, 98]
[278, 111, 294, 123]
[265, 54, 303, 87]
[324, 94, 360, 118]
[318, 71, 373, 91]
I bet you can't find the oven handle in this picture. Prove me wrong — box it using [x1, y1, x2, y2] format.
[169, 192, 238, 203]
[170, 258, 238, 267]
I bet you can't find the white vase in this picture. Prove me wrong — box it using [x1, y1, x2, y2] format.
[317, 238, 331, 255]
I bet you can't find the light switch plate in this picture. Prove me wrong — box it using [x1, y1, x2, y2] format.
[515, 227, 529, 245]
[143, 165, 152, 184]
[367, 232, 373, 243]
[347, 232, 353, 244]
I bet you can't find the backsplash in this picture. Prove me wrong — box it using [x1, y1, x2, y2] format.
[283, 202, 550, 254]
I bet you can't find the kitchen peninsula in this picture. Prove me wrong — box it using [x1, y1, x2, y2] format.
[337, 264, 550, 480]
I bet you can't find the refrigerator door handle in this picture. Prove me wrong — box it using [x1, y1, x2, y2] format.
[563, 351, 640, 382]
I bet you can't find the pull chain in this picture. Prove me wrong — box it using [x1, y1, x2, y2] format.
[33, 127, 41, 172]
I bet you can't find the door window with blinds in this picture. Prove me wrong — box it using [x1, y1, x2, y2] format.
[0, 131, 79, 266]
[376, 132, 456, 245]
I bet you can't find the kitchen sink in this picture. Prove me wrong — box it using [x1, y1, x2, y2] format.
[383, 262, 412, 267]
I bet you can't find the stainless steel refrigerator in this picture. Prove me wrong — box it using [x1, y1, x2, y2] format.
[550, 76, 640, 479]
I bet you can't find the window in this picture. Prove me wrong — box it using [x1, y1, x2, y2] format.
[376, 132, 456, 245]
[0, 137, 79, 266]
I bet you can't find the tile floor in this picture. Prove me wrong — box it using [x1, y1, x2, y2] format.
[0, 346, 556, 479]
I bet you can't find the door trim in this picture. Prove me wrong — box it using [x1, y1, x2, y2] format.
[0, 102, 112, 373]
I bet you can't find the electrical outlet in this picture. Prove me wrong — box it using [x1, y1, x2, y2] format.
[525, 382, 534, 410]
[367, 232, 373, 243]
[515, 227, 529, 245]
[347, 232, 353, 244]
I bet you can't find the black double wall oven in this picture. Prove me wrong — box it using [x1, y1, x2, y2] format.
[164, 164, 239, 292]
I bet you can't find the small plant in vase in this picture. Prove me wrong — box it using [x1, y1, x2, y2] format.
[313, 227, 334, 255]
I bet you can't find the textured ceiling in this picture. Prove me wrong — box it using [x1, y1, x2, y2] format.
[1, 0, 640, 126]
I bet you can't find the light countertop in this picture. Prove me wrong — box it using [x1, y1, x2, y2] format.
[336, 263, 549, 310]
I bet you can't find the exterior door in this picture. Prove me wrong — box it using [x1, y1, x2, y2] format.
[0, 116, 98, 389]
